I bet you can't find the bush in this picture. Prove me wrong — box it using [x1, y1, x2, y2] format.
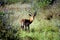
[0, 12, 19, 40]
[32, 0, 55, 9]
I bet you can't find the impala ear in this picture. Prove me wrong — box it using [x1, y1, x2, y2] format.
[34, 11, 37, 16]
[29, 14, 31, 16]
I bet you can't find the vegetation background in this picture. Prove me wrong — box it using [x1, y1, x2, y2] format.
[0, 0, 60, 40]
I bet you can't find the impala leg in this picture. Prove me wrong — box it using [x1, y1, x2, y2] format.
[21, 25, 24, 30]
[24, 25, 26, 31]
[24, 25, 27, 31]
[21, 22, 25, 30]
[28, 25, 30, 31]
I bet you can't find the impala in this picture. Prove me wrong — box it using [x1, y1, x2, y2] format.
[20, 11, 37, 31]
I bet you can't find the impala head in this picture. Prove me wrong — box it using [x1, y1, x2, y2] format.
[29, 11, 37, 22]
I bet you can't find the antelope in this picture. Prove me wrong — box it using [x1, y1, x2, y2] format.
[20, 11, 37, 31]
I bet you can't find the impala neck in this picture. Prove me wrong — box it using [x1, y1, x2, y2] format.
[29, 16, 35, 22]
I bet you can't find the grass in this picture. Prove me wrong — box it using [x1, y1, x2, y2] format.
[15, 18, 60, 40]
[0, 1, 60, 40]
[7, 0, 20, 4]
[8, 7, 60, 40]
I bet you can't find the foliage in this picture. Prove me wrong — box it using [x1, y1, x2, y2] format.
[0, 9, 60, 40]
[0, 12, 19, 40]
[31, 0, 54, 9]
[0, 0, 31, 5]
[0, 0, 60, 40]
[0, 0, 54, 8]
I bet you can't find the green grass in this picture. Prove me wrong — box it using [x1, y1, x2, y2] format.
[15, 19, 60, 40]
[8, 8, 60, 40]
[0, 0, 60, 40]
[0, 12, 60, 40]
[7, 0, 20, 4]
